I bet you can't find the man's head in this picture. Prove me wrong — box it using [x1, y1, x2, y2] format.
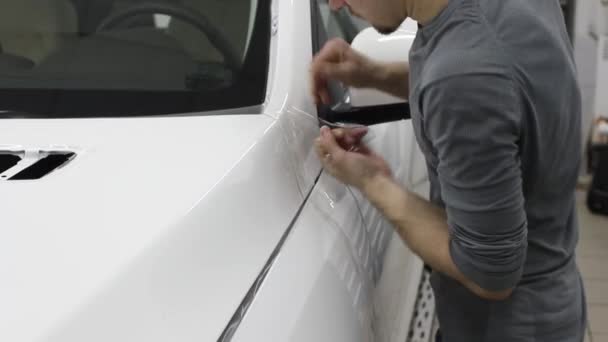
[329, 0, 408, 34]
[329, 0, 448, 33]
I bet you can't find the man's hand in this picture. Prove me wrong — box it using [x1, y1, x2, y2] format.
[310, 38, 411, 104]
[315, 126, 393, 189]
[310, 38, 381, 105]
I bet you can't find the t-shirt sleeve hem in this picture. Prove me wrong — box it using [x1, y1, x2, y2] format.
[450, 240, 524, 292]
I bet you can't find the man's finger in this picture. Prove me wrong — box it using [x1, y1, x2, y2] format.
[320, 89, 331, 105]
[332, 127, 368, 148]
[310, 66, 323, 103]
[315, 136, 337, 174]
[314, 137, 327, 159]
[343, 126, 368, 141]
[320, 126, 347, 157]
[311, 62, 333, 104]
[310, 78, 330, 105]
[333, 128, 345, 139]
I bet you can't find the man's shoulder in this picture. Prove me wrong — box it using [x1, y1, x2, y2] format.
[420, 44, 513, 93]
[412, 2, 517, 92]
[416, 49, 515, 102]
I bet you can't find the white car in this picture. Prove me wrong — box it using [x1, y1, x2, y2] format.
[0, 0, 430, 341]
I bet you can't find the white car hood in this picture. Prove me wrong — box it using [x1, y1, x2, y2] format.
[0, 115, 278, 342]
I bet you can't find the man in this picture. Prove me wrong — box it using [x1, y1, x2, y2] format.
[311, 0, 586, 341]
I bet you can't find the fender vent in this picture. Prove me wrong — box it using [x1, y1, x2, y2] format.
[10, 152, 76, 180]
[0, 154, 21, 175]
[0, 150, 76, 180]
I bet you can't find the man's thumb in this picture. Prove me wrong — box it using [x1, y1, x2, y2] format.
[320, 126, 345, 156]
[348, 127, 369, 141]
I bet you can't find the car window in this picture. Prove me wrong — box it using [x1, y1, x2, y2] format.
[313, 0, 368, 47]
[0, 0, 269, 118]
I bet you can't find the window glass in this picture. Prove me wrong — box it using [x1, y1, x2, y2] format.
[314, 0, 369, 47]
[0, 0, 270, 118]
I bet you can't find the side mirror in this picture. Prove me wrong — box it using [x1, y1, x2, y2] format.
[321, 19, 418, 126]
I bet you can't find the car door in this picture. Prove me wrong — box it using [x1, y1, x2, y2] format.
[311, 3, 428, 341]
[229, 1, 426, 341]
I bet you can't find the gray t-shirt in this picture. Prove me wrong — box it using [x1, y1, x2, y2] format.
[408, 0, 586, 340]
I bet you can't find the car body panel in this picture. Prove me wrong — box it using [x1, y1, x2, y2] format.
[0, 115, 307, 342]
[231, 174, 373, 342]
[0, 0, 427, 341]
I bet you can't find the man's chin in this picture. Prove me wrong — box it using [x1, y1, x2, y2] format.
[373, 25, 399, 35]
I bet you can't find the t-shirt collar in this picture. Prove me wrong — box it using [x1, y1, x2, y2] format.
[417, 0, 461, 38]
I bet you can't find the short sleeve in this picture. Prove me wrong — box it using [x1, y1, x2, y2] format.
[421, 73, 528, 291]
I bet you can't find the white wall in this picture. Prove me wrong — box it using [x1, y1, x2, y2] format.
[575, 0, 592, 36]
[573, 0, 599, 167]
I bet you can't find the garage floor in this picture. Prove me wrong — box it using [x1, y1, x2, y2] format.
[577, 192, 608, 342]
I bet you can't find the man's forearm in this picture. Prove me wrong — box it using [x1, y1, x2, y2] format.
[361, 175, 513, 300]
[369, 62, 410, 100]
[361, 175, 455, 276]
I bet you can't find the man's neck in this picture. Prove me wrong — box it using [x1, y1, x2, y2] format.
[404, 0, 449, 25]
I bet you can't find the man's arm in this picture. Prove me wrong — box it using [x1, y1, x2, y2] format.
[362, 175, 514, 301]
[369, 61, 410, 100]
[366, 72, 527, 300]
